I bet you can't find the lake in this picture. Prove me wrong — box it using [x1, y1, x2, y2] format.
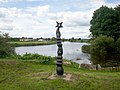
[15, 42, 90, 64]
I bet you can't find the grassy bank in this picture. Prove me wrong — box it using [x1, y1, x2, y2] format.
[8, 41, 56, 47]
[0, 59, 120, 90]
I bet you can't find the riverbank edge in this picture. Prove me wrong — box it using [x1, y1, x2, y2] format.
[8, 41, 56, 47]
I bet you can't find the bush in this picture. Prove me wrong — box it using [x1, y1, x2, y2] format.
[90, 35, 114, 65]
[17, 53, 56, 64]
[82, 45, 90, 53]
[70, 62, 79, 68]
[70, 36, 120, 66]
[0, 34, 15, 58]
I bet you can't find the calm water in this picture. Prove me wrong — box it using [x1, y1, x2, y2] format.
[15, 42, 90, 64]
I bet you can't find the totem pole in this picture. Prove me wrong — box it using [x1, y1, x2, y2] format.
[56, 21, 64, 75]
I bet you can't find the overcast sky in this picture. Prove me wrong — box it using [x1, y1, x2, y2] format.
[0, 0, 120, 39]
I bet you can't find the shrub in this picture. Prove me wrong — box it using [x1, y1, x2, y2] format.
[70, 62, 79, 68]
[0, 34, 15, 58]
[90, 35, 115, 65]
[82, 45, 90, 53]
[17, 53, 55, 64]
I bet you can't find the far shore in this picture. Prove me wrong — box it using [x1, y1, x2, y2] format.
[8, 41, 56, 47]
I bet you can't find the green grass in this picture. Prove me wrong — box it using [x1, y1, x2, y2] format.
[0, 60, 120, 90]
[8, 41, 56, 47]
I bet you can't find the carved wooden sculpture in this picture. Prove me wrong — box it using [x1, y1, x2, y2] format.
[56, 21, 64, 75]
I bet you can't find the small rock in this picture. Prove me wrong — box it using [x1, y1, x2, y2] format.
[63, 61, 71, 65]
[96, 64, 101, 70]
[80, 63, 96, 70]
[76, 58, 81, 60]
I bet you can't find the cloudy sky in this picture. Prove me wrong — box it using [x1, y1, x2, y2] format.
[0, 0, 120, 39]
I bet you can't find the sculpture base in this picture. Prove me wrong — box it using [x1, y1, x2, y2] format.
[56, 66, 64, 75]
[48, 73, 72, 81]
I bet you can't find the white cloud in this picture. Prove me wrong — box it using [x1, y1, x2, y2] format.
[59, 11, 91, 27]
[0, 7, 21, 18]
[0, 0, 18, 3]
[26, 0, 44, 1]
[0, 0, 119, 38]
[25, 5, 50, 17]
[0, 0, 44, 3]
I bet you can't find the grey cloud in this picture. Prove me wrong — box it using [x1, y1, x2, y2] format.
[0, 25, 13, 31]
[0, 13, 6, 18]
[47, 13, 58, 20]
[35, 19, 43, 23]
[2, 18, 13, 23]
[48, 14, 90, 27]
[65, 20, 90, 27]
[49, 16, 58, 20]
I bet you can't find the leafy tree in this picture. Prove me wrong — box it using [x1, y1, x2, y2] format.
[115, 5, 120, 20]
[90, 6, 119, 40]
[51, 37, 56, 41]
[3, 33, 9, 39]
[0, 33, 15, 58]
[115, 5, 120, 39]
